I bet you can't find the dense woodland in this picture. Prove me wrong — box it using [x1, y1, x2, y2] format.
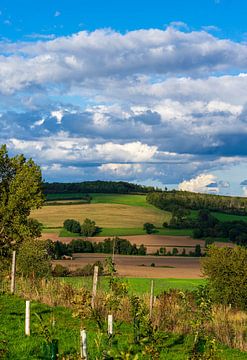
[147, 190, 247, 215]
[43, 180, 162, 194]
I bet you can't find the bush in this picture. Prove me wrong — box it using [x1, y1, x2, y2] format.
[194, 244, 202, 257]
[71, 261, 104, 276]
[52, 264, 70, 277]
[63, 219, 81, 233]
[143, 223, 155, 234]
[17, 239, 52, 278]
[172, 248, 178, 256]
[202, 246, 247, 310]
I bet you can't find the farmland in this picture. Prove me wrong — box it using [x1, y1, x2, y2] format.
[32, 203, 168, 228]
[55, 253, 203, 278]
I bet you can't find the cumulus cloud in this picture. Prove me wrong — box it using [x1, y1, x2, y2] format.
[0, 27, 247, 190]
[178, 174, 219, 193]
[1, 28, 247, 94]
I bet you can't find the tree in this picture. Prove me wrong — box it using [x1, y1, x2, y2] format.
[0, 145, 44, 261]
[63, 219, 81, 233]
[143, 223, 155, 234]
[17, 239, 51, 278]
[202, 246, 247, 310]
[194, 244, 202, 257]
[80, 218, 96, 237]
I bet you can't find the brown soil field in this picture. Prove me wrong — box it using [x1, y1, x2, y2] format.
[42, 233, 234, 255]
[55, 254, 202, 278]
[32, 203, 166, 228]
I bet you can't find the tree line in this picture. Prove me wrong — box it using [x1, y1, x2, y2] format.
[45, 237, 147, 259]
[43, 180, 162, 195]
[147, 190, 247, 215]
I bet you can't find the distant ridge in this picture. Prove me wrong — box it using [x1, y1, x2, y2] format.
[43, 180, 163, 195]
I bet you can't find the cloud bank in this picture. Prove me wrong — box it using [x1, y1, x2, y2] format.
[0, 27, 247, 191]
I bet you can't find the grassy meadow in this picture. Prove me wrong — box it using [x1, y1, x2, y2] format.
[61, 276, 206, 294]
[1, 292, 247, 359]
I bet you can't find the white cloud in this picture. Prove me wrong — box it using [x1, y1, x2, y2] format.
[1, 28, 247, 95]
[99, 163, 143, 176]
[51, 110, 64, 124]
[178, 174, 219, 193]
[54, 11, 61, 17]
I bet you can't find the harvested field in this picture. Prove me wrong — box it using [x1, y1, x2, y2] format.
[55, 254, 202, 278]
[32, 203, 168, 228]
[42, 233, 234, 254]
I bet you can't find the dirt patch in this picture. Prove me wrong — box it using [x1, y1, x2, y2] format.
[54, 254, 202, 279]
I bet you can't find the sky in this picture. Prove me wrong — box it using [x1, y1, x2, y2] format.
[1, 0, 247, 195]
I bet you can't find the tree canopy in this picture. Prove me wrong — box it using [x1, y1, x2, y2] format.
[0, 145, 44, 259]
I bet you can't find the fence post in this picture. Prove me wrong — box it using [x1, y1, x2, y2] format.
[149, 280, 154, 319]
[108, 314, 113, 335]
[91, 265, 99, 309]
[25, 300, 30, 336]
[10, 250, 16, 294]
[80, 329, 87, 359]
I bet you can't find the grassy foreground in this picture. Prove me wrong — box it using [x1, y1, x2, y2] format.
[1, 293, 246, 359]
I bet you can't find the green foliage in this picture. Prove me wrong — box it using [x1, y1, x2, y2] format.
[47, 238, 147, 259]
[52, 264, 70, 277]
[202, 246, 247, 309]
[0, 145, 44, 260]
[17, 239, 52, 279]
[81, 218, 97, 237]
[194, 245, 202, 257]
[147, 190, 247, 215]
[63, 219, 81, 234]
[143, 222, 155, 234]
[43, 180, 162, 195]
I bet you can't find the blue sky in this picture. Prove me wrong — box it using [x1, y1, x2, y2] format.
[1, 0, 247, 195]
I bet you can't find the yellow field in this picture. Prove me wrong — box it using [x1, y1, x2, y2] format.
[31, 203, 170, 228]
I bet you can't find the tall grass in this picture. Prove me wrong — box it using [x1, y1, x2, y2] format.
[3, 276, 247, 353]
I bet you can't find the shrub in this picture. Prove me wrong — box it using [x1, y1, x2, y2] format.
[63, 219, 81, 233]
[202, 246, 247, 310]
[143, 223, 155, 234]
[172, 247, 178, 256]
[194, 244, 202, 257]
[52, 264, 70, 277]
[17, 239, 52, 278]
[81, 218, 96, 237]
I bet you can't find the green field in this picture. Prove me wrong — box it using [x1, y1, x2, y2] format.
[46, 193, 88, 201]
[1, 293, 246, 359]
[61, 277, 206, 295]
[58, 227, 193, 237]
[190, 209, 247, 222]
[46, 193, 152, 207]
[40, 193, 247, 239]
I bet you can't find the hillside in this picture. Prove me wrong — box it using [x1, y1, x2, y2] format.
[147, 190, 247, 215]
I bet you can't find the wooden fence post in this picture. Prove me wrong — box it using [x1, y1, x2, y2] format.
[80, 329, 87, 359]
[25, 300, 30, 336]
[10, 250, 16, 294]
[108, 314, 113, 335]
[91, 265, 99, 308]
[149, 280, 154, 319]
